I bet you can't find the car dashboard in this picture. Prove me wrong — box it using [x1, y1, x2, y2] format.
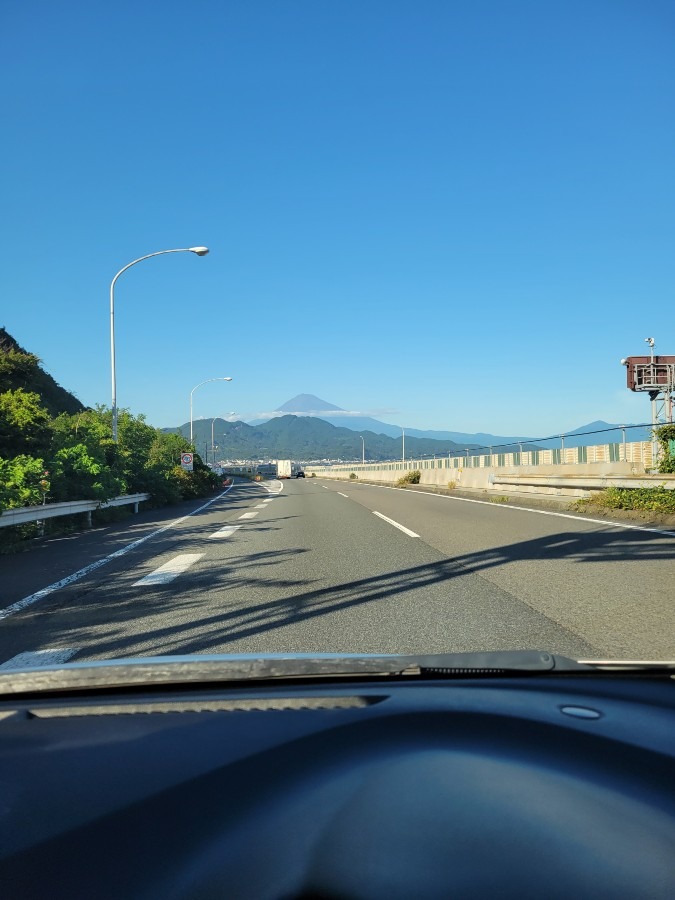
[0, 672, 674, 899]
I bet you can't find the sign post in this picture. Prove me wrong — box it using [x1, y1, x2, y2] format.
[181, 452, 194, 472]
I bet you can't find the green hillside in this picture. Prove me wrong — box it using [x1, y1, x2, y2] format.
[0, 327, 84, 417]
[0, 329, 221, 542]
[167, 414, 473, 461]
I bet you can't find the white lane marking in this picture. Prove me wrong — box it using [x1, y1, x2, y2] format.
[209, 525, 242, 539]
[263, 480, 284, 494]
[330, 480, 675, 538]
[238, 511, 259, 519]
[337, 492, 349, 498]
[372, 511, 420, 538]
[133, 554, 203, 586]
[262, 499, 274, 504]
[254, 504, 267, 508]
[0, 485, 236, 621]
[0, 649, 77, 670]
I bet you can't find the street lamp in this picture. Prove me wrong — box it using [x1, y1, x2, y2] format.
[190, 379, 233, 444]
[360, 435, 365, 465]
[401, 427, 405, 464]
[110, 246, 209, 441]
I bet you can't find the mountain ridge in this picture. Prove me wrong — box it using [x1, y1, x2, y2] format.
[165, 414, 475, 461]
[246, 394, 650, 449]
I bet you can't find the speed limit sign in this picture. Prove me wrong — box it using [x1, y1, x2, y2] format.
[181, 452, 194, 471]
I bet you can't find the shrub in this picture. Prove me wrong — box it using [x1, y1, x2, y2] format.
[655, 424, 675, 474]
[447, 480, 457, 490]
[349, 473, 358, 480]
[588, 486, 675, 514]
[397, 470, 421, 486]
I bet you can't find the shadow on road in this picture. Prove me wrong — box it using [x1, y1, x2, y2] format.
[15, 525, 674, 659]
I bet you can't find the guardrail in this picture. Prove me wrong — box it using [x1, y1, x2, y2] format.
[490, 474, 675, 491]
[0, 493, 150, 529]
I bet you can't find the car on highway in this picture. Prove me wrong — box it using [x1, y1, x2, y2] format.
[295, 470, 305, 477]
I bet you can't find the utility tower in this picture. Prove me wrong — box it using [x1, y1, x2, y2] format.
[621, 338, 675, 466]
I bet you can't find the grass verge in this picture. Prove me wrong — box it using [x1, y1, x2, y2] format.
[575, 487, 675, 515]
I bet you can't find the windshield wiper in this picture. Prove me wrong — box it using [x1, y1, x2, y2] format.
[1, 652, 673, 698]
[0, 650, 596, 696]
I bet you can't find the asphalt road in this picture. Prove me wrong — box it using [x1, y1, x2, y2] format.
[0, 477, 673, 667]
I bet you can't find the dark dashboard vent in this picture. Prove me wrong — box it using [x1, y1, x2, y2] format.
[26, 695, 385, 717]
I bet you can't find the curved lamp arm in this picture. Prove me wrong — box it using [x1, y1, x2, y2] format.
[110, 247, 209, 441]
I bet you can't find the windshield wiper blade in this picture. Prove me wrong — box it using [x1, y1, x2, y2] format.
[0, 651, 591, 696]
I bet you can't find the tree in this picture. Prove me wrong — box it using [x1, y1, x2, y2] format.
[0, 389, 51, 457]
[0, 455, 46, 511]
[0, 347, 41, 393]
[655, 424, 675, 474]
[49, 444, 123, 502]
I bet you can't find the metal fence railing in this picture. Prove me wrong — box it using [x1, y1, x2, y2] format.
[306, 440, 658, 477]
[0, 493, 150, 529]
[306, 421, 674, 473]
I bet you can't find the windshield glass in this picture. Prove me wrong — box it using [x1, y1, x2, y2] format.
[1, 0, 674, 672]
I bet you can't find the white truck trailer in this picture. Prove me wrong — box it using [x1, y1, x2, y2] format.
[276, 459, 292, 479]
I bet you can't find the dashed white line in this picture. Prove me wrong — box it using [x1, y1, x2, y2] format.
[0, 484, 236, 621]
[326, 479, 675, 538]
[238, 511, 259, 520]
[337, 492, 349, 498]
[209, 525, 242, 539]
[372, 511, 419, 538]
[133, 554, 203, 586]
[0, 649, 78, 670]
[254, 504, 267, 508]
[262, 499, 274, 504]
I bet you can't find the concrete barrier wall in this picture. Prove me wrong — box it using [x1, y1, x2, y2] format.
[305, 441, 674, 499]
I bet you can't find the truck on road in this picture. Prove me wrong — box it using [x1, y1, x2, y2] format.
[276, 459, 292, 479]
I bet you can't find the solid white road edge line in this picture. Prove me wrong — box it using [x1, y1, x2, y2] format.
[372, 511, 420, 538]
[0, 648, 78, 670]
[0, 483, 236, 621]
[133, 554, 203, 586]
[326, 480, 675, 538]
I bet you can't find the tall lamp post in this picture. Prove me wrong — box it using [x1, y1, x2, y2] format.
[360, 435, 365, 465]
[110, 246, 209, 442]
[190, 378, 233, 444]
[401, 427, 406, 464]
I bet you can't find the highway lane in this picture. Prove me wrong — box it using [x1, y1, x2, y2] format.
[0, 477, 672, 667]
[319, 479, 675, 659]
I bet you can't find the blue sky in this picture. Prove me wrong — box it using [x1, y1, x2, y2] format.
[2, 0, 673, 437]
